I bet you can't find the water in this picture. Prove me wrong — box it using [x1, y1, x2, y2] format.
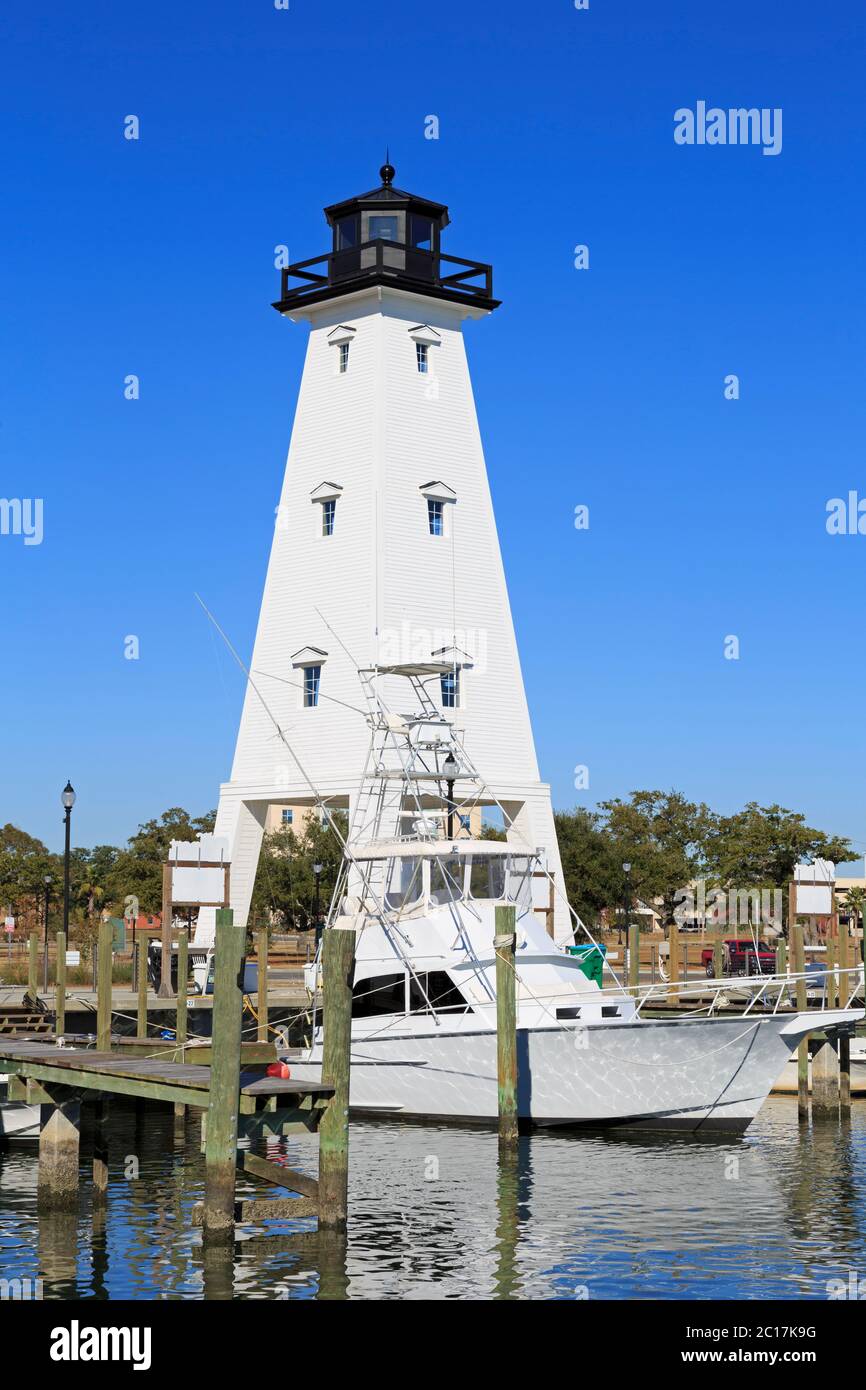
[1, 1098, 865, 1299]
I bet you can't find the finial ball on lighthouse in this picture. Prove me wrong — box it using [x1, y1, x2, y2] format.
[379, 160, 396, 186]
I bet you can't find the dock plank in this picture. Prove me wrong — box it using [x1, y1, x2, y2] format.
[0, 1041, 332, 1104]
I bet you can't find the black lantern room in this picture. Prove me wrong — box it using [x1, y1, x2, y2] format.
[273, 162, 498, 314]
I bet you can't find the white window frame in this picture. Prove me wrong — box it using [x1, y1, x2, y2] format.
[310, 483, 343, 539]
[291, 647, 328, 711]
[419, 480, 456, 538]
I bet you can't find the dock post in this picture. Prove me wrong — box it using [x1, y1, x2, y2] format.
[137, 936, 148, 1039]
[668, 925, 681, 1002]
[318, 926, 356, 1231]
[174, 927, 189, 1120]
[839, 926, 851, 1005]
[840, 1032, 852, 1113]
[203, 907, 245, 1239]
[494, 904, 519, 1149]
[713, 933, 723, 980]
[55, 931, 66, 1038]
[791, 920, 809, 1120]
[811, 1033, 840, 1116]
[257, 926, 269, 1043]
[38, 1101, 81, 1212]
[28, 931, 39, 999]
[826, 940, 837, 1011]
[628, 923, 640, 994]
[96, 919, 113, 1051]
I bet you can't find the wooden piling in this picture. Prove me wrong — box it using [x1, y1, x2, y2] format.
[839, 927, 851, 1005]
[28, 931, 39, 998]
[713, 933, 723, 980]
[840, 1032, 852, 1113]
[668, 925, 681, 1001]
[38, 1100, 81, 1211]
[318, 926, 356, 1231]
[203, 908, 246, 1238]
[137, 936, 148, 1039]
[174, 927, 189, 1120]
[826, 940, 837, 1011]
[96, 919, 113, 1052]
[628, 923, 640, 994]
[791, 920, 809, 1120]
[494, 904, 519, 1148]
[176, 928, 189, 1048]
[92, 1099, 110, 1203]
[257, 927, 269, 1043]
[811, 1034, 840, 1115]
[55, 931, 66, 1038]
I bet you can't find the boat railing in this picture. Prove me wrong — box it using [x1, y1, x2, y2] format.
[618, 964, 866, 1020]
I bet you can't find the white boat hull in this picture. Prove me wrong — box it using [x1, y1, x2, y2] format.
[291, 1010, 859, 1133]
[0, 1102, 40, 1140]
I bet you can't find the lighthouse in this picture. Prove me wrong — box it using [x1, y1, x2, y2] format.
[208, 162, 568, 939]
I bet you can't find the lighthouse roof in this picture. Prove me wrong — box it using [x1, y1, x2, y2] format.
[323, 162, 450, 228]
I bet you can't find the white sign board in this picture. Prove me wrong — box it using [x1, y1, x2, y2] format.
[4, 917, 14, 934]
[171, 865, 226, 905]
[65, 950, 81, 966]
[795, 884, 833, 916]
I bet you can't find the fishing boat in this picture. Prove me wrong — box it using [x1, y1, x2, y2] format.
[288, 665, 863, 1133]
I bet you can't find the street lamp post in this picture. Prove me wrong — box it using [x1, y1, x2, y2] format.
[43, 874, 52, 993]
[622, 861, 632, 951]
[442, 753, 460, 841]
[61, 782, 75, 948]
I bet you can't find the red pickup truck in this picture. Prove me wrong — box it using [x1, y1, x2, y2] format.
[701, 938, 778, 977]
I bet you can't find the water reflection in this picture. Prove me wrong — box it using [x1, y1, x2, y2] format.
[1, 1098, 865, 1299]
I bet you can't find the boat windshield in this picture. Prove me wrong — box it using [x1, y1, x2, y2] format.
[506, 855, 534, 915]
[384, 856, 423, 910]
[468, 854, 506, 900]
[430, 855, 465, 904]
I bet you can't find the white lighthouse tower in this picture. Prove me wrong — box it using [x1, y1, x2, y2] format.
[209, 162, 568, 938]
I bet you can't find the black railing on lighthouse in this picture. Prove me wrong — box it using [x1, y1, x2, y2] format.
[273, 237, 494, 311]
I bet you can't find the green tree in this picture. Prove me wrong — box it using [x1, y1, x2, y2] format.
[250, 812, 347, 932]
[597, 790, 717, 929]
[553, 808, 624, 931]
[703, 803, 854, 892]
[843, 885, 866, 934]
[105, 807, 216, 913]
[0, 824, 60, 931]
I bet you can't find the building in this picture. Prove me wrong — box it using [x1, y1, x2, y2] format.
[203, 162, 567, 941]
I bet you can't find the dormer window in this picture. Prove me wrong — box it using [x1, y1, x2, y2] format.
[428, 499, 443, 536]
[433, 646, 473, 712]
[292, 647, 328, 710]
[420, 480, 456, 537]
[409, 324, 440, 375]
[304, 666, 322, 707]
[310, 481, 343, 538]
[328, 326, 356, 375]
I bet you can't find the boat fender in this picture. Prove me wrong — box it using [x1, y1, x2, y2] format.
[267, 1061, 292, 1080]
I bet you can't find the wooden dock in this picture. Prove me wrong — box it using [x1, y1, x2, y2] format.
[0, 911, 356, 1241]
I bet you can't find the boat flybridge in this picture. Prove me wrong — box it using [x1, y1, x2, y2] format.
[290, 664, 863, 1133]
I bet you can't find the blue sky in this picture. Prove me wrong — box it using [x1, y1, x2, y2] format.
[2, 0, 865, 859]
